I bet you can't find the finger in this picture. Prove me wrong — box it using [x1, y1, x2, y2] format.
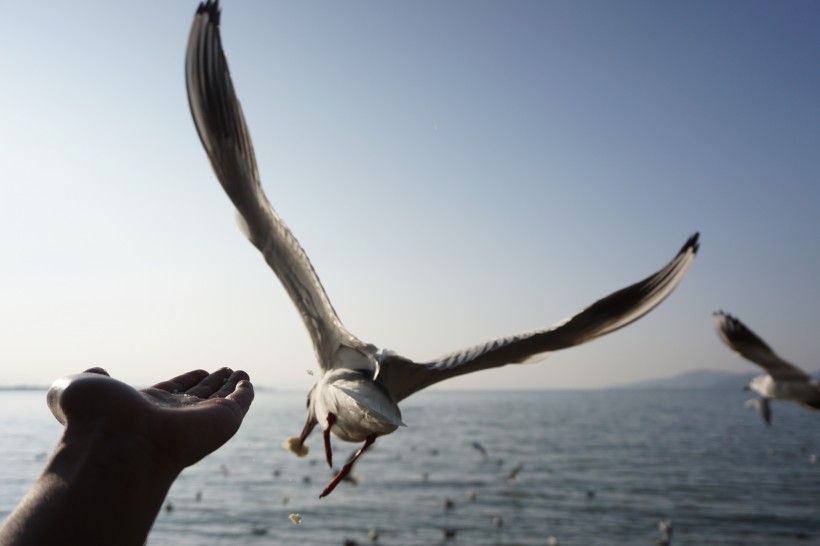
[224, 379, 255, 418]
[210, 370, 250, 400]
[83, 367, 110, 376]
[184, 367, 234, 398]
[151, 369, 210, 393]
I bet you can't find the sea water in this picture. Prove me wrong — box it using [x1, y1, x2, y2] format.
[1, 388, 818, 545]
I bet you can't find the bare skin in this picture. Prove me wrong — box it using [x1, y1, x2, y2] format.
[0, 367, 254, 546]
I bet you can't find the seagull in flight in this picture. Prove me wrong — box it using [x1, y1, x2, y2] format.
[186, 0, 700, 497]
[713, 311, 820, 425]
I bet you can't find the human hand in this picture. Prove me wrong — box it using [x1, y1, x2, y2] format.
[0, 368, 254, 546]
[47, 367, 254, 472]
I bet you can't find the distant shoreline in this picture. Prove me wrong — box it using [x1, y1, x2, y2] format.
[0, 367, 818, 393]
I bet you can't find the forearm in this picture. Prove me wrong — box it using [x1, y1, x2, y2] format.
[0, 426, 180, 546]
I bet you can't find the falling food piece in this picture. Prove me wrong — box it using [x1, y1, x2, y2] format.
[283, 437, 310, 457]
[288, 513, 302, 525]
[493, 515, 503, 527]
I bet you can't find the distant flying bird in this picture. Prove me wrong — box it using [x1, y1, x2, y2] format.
[470, 441, 488, 459]
[504, 463, 524, 483]
[713, 311, 820, 425]
[186, 0, 699, 497]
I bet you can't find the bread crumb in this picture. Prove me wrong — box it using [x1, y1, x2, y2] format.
[282, 437, 309, 457]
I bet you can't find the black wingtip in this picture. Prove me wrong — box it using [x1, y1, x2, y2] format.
[713, 310, 738, 323]
[713, 312, 746, 336]
[197, 0, 220, 25]
[683, 232, 700, 254]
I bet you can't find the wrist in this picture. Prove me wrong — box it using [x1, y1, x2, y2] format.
[33, 424, 180, 546]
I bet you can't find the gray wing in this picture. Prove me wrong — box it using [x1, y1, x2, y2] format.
[186, 1, 368, 369]
[713, 311, 808, 381]
[378, 233, 700, 402]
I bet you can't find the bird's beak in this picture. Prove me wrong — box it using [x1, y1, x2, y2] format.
[299, 414, 318, 445]
[742, 385, 751, 391]
[283, 414, 318, 457]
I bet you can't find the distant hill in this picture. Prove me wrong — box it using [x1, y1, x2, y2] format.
[610, 368, 820, 390]
[0, 385, 48, 391]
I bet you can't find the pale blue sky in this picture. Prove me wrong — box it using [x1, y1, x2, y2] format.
[1, 1, 818, 390]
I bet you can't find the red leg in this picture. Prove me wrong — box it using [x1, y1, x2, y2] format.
[320, 434, 377, 498]
[323, 413, 337, 468]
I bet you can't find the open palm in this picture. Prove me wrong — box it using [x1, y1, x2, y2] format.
[48, 367, 254, 470]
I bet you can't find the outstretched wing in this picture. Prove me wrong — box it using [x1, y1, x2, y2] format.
[186, 1, 368, 369]
[378, 233, 700, 402]
[713, 311, 808, 381]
